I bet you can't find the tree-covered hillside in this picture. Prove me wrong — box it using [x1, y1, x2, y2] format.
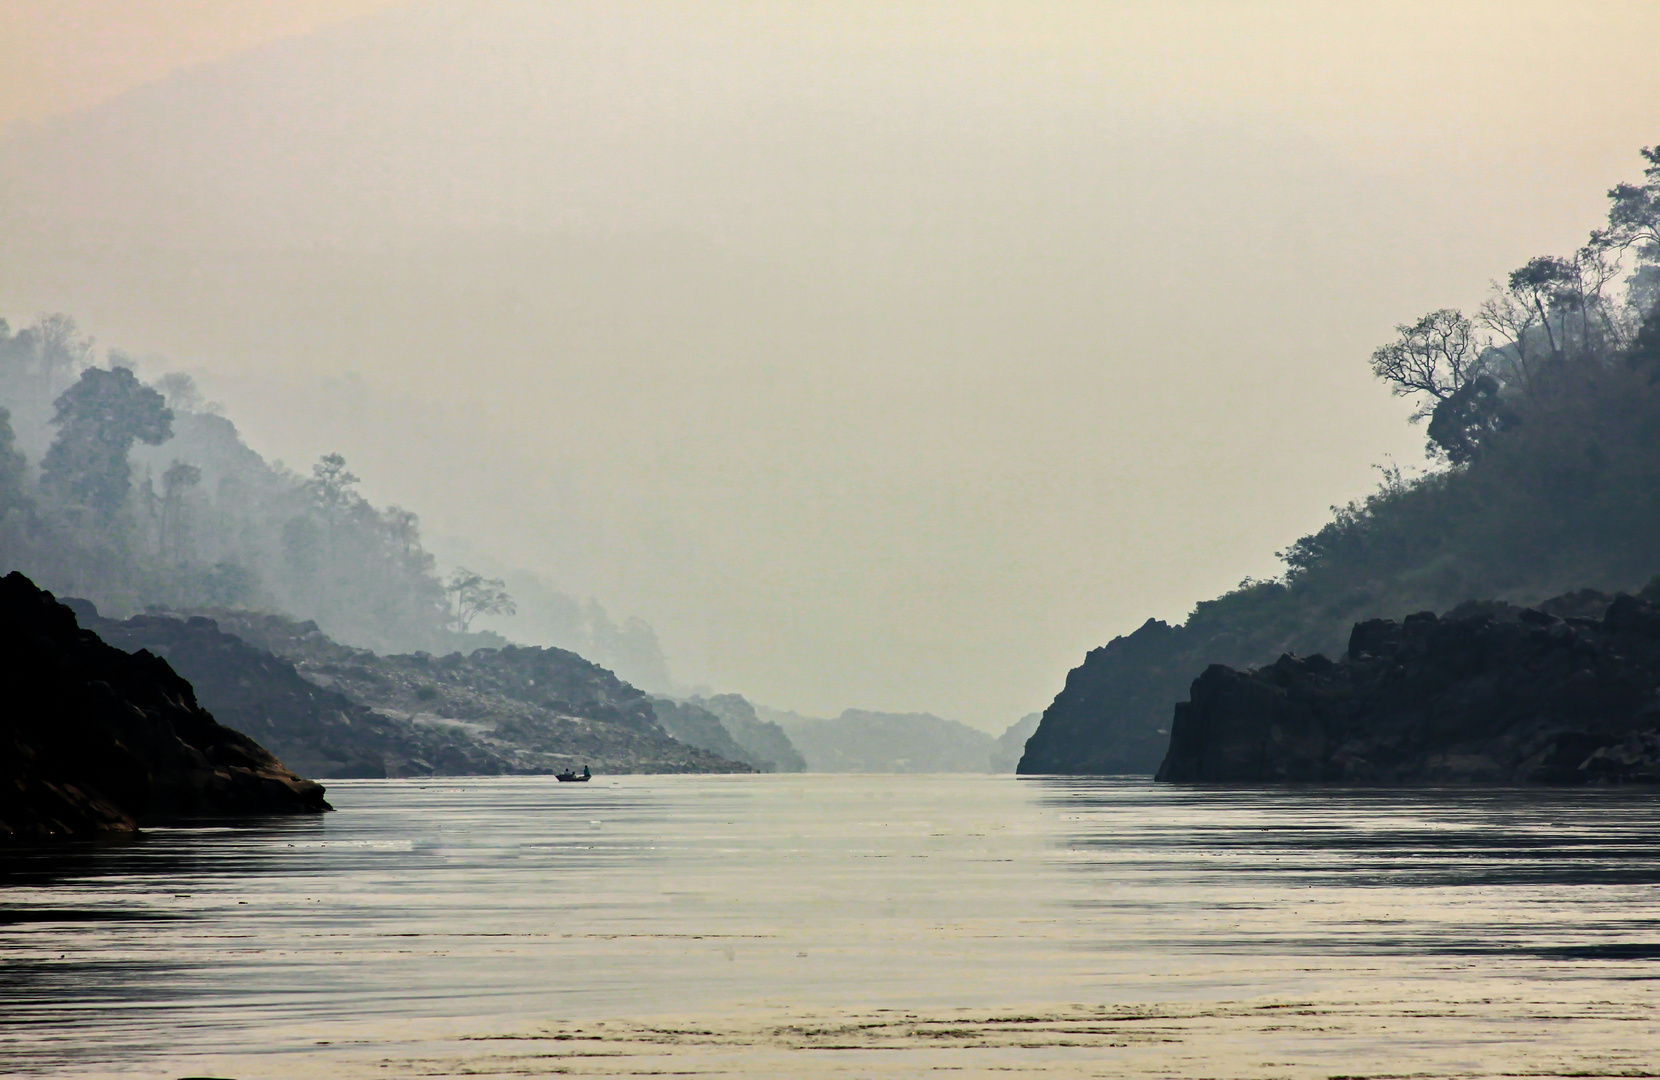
[1020, 144, 1660, 775]
[0, 320, 670, 675]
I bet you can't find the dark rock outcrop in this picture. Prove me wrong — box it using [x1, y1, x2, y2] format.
[1156, 592, 1660, 785]
[1018, 618, 1190, 775]
[1, 572, 329, 839]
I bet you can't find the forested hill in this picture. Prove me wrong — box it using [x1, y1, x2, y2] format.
[1019, 143, 1660, 776]
[0, 322, 670, 683]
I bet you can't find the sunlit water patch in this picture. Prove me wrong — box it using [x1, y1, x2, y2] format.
[4, 775, 1660, 1077]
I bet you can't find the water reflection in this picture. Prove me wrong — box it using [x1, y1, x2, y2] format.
[4, 775, 1660, 1076]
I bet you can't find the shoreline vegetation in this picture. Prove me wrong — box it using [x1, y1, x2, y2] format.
[1021, 142, 1660, 783]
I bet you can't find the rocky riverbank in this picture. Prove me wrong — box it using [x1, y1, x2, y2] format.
[90, 605, 754, 776]
[1016, 618, 1191, 775]
[1, 572, 329, 839]
[1156, 590, 1660, 785]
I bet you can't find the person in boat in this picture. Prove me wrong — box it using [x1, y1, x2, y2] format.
[582, 765, 591, 779]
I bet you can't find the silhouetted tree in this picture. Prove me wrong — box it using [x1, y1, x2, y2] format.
[446, 567, 516, 632]
[39, 367, 173, 520]
[1592, 144, 1660, 262]
[1370, 309, 1484, 420]
[1506, 256, 1579, 364]
[307, 452, 361, 547]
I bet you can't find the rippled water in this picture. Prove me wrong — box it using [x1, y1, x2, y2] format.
[5, 775, 1660, 1078]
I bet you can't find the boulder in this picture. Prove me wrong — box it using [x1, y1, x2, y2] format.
[0, 572, 330, 838]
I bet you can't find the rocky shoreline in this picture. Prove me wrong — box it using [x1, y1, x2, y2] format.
[83, 605, 757, 777]
[1156, 590, 1660, 785]
[1, 572, 330, 839]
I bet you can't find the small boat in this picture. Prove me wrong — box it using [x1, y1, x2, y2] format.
[556, 766, 592, 782]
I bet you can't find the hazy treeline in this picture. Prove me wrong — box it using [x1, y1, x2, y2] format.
[1265, 143, 1660, 627]
[1022, 142, 1660, 773]
[0, 321, 672, 678]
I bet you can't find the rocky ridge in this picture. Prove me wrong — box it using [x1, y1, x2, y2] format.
[79, 608, 512, 779]
[650, 697, 774, 771]
[1156, 589, 1660, 785]
[1, 573, 329, 839]
[689, 694, 807, 772]
[989, 713, 1042, 773]
[1017, 619, 1193, 775]
[112, 606, 752, 775]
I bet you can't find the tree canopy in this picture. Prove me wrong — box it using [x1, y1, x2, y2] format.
[39, 366, 172, 520]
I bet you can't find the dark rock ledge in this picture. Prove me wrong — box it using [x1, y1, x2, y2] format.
[1156, 592, 1660, 785]
[1, 572, 330, 839]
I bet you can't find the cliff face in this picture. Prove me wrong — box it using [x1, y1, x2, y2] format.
[1017, 618, 1189, 775]
[1156, 593, 1660, 785]
[1, 573, 329, 839]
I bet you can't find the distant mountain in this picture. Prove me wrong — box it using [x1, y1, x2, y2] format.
[692, 694, 806, 773]
[988, 713, 1041, 773]
[767, 708, 995, 773]
[650, 697, 774, 772]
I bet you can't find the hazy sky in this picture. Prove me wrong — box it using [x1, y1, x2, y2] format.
[3, 1, 1660, 728]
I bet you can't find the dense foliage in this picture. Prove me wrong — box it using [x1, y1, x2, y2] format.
[0, 320, 670, 679]
[1184, 144, 1660, 654]
[1021, 142, 1660, 774]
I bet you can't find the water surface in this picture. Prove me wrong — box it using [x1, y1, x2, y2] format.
[4, 775, 1660, 1077]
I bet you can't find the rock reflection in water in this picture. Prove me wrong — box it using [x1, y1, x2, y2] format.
[3, 775, 1660, 1077]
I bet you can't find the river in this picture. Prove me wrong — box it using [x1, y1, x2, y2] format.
[4, 774, 1660, 1077]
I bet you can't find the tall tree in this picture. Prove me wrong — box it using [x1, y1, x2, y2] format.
[1505, 256, 1580, 364]
[307, 452, 361, 549]
[0, 406, 28, 520]
[1592, 144, 1660, 264]
[39, 367, 173, 521]
[1369, 308, 1484, 419]
[446, 568, 516, 632]
[158, 459, 202, 559]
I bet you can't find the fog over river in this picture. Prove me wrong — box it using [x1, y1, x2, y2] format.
[6, 775, 1660, 1078]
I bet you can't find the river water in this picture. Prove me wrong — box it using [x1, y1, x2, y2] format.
[4, 774, 1660, 1078]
